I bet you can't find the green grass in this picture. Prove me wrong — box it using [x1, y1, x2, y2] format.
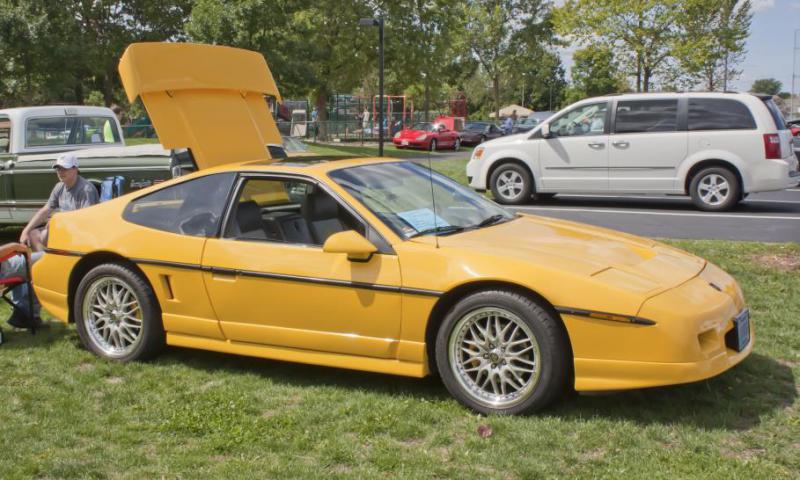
[0, 240, 798, 478]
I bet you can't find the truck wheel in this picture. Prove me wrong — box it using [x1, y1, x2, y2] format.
[689, 167, 740, 211]
[435, 290, 570, 415]
[490, 163, 532, 205]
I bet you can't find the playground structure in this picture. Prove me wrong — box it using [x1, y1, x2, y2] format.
[279, 92, 470, 141]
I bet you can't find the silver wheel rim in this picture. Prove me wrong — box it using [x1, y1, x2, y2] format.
[82, 276, 144, 358]
[449, 307, 541, 409]
[698, 173, 730, 206]
[497, 170, 525, 200]
[430, 140, 436, 151]
[455, 138, 460, 150]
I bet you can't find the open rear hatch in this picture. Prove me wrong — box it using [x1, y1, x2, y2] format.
[119, 42, 283, 170]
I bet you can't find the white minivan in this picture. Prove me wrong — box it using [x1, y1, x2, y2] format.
[466, 92, 799, 211]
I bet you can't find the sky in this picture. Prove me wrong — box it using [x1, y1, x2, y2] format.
[558, 0, 800, 94]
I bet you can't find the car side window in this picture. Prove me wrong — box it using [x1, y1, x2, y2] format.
[549, 102, 608, 137]
[224, 177, 364, 246]
[615, 100, 678, 134]
[688, 99, 756, 131]
[123, 173, 236, 237]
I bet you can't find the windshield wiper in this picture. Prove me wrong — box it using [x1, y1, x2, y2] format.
[409, 225, 465, 238]
[471, 214, 508, 229]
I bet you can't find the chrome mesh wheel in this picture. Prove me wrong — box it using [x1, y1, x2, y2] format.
[448, 307, 541, 408]
[82, 276, 144, 358]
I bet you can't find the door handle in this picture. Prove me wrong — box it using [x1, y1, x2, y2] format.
[587, 142, 605, 149]
[612, 141, 629, 148]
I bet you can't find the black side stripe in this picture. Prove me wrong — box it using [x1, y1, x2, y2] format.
[556, 306, 656, 326]
[133, 257, 442, 297]
[43, 248, 85, 257]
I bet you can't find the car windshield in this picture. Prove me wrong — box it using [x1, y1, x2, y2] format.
[282, 136, 309, 152]
[465, 122, 486, 131]
[411, 122, 435, 132]
[329, 161, 515, 239]
[519, 117, 539, 126]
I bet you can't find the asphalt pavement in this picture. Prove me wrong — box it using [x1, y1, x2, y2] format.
[509, 188, 800, 242]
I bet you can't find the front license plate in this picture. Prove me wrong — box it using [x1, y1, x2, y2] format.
[726, 309, 750, 352]
[401, 140, 409, 146]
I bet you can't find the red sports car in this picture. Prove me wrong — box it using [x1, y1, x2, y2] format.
[392, 122, 460, 151]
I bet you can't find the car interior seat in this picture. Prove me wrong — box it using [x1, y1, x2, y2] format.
[302, 189, 346, 244]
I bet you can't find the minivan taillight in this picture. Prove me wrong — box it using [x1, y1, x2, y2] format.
[763, 134, 781, 159]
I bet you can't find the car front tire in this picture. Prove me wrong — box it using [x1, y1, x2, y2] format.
[75, 263, 165, 362]
[435, 290, 570, 415]
[429, 139, 437, 152]
[689, 167, 740, 211]
[490, 163, 532, 205]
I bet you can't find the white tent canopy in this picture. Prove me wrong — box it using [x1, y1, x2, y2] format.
[489, 104, 534, 119]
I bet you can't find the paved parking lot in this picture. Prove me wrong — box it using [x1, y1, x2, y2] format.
[510, 188, 800, 242]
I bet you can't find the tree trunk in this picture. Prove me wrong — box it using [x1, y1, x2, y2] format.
[643, 65, 651, 92]
[314, 87, 328, 141]
[493, 75, 500, 121]
[636, 52, 643, 92]
[103, 68, 115, 106]
[74, 79, 84, 105]
[423, 82, 430, 122]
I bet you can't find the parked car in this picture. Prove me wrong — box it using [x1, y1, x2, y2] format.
[35, 42, 754, 416]
[511, 111, 555, 134]
[458, 121, 505, 146]
[467, 92, 799, 211]
[393, 121, 460, 151]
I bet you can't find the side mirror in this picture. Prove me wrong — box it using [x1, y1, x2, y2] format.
[322, 230, 378, 262]
[541, 123, 551, 138]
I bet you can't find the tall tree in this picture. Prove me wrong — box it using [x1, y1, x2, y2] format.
[461, 0, 551, 119]
[750, 78, 782, 96]
[554, 0, 680, 92]
[564, 45, 626, 103]
[674, 0, 751, 91]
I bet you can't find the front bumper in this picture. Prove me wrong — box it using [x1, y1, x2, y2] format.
[392, 138, 428, 149]
[565, 263, 752, 391]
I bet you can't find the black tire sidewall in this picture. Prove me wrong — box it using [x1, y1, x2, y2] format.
[489, 163, 533, 205]
[689, 167, 740, 211]
[434, 290, 569, 415]
[74, 263, 164, 362]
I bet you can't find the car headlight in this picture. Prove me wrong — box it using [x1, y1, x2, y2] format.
[394, 132, 401, 139]
[416, 134, 427, 141]
[473, 147, 484, 160]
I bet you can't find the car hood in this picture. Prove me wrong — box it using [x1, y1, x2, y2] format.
[481, 132, 530, 147]
[428, 214, 706, 296]
[119, 42, 283, 170]
[397, 129, 430, 138]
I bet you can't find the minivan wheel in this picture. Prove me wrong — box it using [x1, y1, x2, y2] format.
[490, 163, 532, 205]
[75, 263, 165, 362]
[689, 167, 740, 211]
[435, 290, 569, 415]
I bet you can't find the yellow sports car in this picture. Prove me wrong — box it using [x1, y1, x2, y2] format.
[33, 43, 753, 415]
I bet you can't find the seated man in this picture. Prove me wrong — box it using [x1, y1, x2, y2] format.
[0, 242, 44, 328]
[20, 152, 100, 251]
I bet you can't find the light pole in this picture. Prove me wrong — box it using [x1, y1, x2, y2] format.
[360, 17, 385, 156]
[792, 28, 799, 118]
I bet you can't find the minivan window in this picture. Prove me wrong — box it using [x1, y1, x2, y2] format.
[123, 173, 236, 237]
[549, 102, 607, 137]
[615, 100, 678, 133]
[762, 98, 787, 130]
[688, 99, 756, 131]
[0, 117, 10, 153]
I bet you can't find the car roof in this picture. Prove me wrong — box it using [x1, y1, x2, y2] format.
[0, 105, 116, 121]
[197, 156, 402, 177]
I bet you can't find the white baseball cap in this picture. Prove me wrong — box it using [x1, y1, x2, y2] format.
[53, 152, 79, 169]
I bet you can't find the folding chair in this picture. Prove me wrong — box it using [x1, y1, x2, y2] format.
[0, 252, 36, 344]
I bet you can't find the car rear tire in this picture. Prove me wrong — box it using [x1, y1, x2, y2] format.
[429, 139, 437, 152]
[490, 163, 532, 205]
[689, 167, 740, 211]
[75, 263, 165, 362]
[435, 290, 570, 415]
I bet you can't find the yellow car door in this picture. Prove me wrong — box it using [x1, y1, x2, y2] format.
[201, 174, 403, 359]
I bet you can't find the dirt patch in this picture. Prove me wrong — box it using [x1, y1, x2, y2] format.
[749, 253, 800, 271]
[76, 361, 94, 373]
[105, 376, 124, 385]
